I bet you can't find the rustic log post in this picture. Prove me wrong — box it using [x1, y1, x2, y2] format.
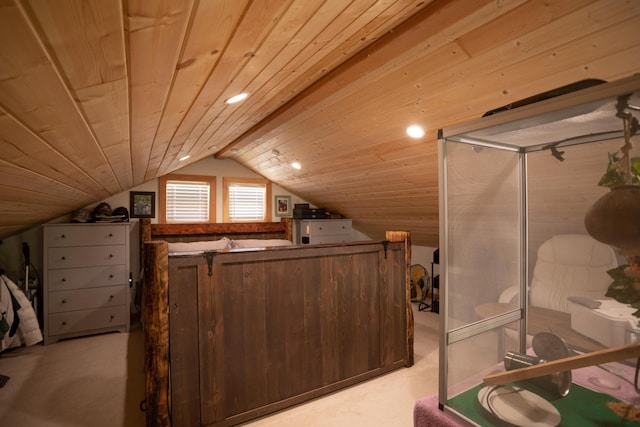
[143, 240, 170, 427]
[136, 219, 152, 312]
[139, 218, 151, 270]
[386, 231, 414, 367]
[281, 217, 293, 242]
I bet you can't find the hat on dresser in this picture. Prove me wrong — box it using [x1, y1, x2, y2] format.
[111, 206, 129, 222]
[70, 208, 91, 223]
[92, 202, 113, 222]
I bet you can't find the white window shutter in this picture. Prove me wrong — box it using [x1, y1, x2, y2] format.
[166, 180, 210, 223]
[228, 183, 266, 221]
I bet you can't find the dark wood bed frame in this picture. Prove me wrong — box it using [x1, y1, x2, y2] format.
[140, 219, 413, 427]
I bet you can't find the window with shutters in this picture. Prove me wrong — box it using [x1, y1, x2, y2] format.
[223, 177, 272, 222]
[159, 174, 216, 223]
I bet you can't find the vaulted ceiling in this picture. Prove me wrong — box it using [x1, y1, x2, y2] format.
[1, 0, 639, 246]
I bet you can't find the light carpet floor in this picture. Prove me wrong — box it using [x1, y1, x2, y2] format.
[0, 304, 439, 426]
[0, 323, 146, 427]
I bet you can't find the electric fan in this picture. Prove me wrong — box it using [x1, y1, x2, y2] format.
[410, 264, 429, 303]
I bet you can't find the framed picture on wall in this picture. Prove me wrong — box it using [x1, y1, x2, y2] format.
[130, 191, 156, 218]
[274, 195, 292, 217]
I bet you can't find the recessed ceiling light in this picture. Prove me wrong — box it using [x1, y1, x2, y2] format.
[225, 93, 248, 104]
[230, 149, 239, 155]
[271, 149, 280, 157]
[291, 162, 301, 170]
[208, 145, 217, 151]
[179, 155, 190, 162]
[406, 125, 425, 138]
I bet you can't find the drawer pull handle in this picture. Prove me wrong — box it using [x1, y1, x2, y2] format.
[61, 256, 66, 260]
[110, 315, 115, 321]
[109, 274, 114, 279]
[109, 254, 113, 258]
[109, 295, 114, 300]
[61, 299, 67, 304]
[109, 233, 113, 237]
[61, 278, 66, 282]
[62, 321, 67, 326]
[61, 234, 66, 239]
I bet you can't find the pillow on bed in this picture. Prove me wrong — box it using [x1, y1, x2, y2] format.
[168, 237, 231, 253]
[230, 239, 292, 249]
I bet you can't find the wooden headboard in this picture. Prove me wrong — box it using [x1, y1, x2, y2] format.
[140, 218, 292, 244]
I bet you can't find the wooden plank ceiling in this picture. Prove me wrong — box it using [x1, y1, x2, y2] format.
[0, 0, 639, 246]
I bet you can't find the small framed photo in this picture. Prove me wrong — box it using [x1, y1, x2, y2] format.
[130, 191, 156, 218]
[274, 195, 292, 217]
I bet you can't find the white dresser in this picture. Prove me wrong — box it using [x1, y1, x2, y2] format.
[43, 223, 130, 345]
[295, 219, 353, 244]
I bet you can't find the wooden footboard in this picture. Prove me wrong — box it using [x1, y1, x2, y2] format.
[143, 231, 412, 427]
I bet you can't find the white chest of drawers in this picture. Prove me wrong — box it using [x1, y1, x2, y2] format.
[43, 223, 130, 345]
[295, 219, 353, 244]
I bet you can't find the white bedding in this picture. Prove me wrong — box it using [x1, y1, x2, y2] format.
[167, 237, 292, 254]
[167, 237, 231, 253]
[230, 239, 292, 249]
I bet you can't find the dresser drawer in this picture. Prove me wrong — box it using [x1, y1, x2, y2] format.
[305, 220, 352, 236]
[45, 224, 127, 247]
[48, 245, 125, 269]
[311, 235, 352, 244]
[48, 305, 128, 336]
[48, 266, 127, 291]
[48, 285, 128, 313]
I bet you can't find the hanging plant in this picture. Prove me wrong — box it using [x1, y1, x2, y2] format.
[588, 94, 640, 313]
[597, 152, 640, 187]
[605, 264, 640, 317]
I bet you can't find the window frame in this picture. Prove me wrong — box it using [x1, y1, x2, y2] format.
[223, 177, 272, 223]
[159, 174, 216, 224]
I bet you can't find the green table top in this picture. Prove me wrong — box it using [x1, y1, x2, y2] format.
[447, 382, 640, 426]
